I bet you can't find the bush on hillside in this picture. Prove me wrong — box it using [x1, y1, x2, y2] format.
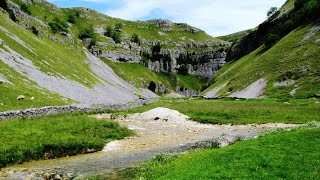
[267, 7, 278, 17]
[20, 3, 31, 15]
[104, 25, 122, 43]
[78, 25, 95, 39]
[31, 26, 39, 36]
[67, 14, 76, 23]
[131, 33, 141, 45]
[49, 17, 68, 33]
[114, 22, 123, 32]
[177, 64, 189, 75]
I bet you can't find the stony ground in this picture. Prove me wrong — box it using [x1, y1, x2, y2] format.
[0, 108, 298, 180]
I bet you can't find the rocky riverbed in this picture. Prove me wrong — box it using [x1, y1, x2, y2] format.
[0, 108, 299, 180]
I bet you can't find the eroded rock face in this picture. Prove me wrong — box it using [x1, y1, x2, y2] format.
[146, 49, 226, 79]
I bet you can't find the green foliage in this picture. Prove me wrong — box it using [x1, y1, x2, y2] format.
[67, 14, 76, 23]
[177, 64, 189, 75]
[130, 33, 141, 45]
[114, 22, 123, 31]
[264, 33, 281, 47]
[111, 31, 121, 43]
[48, 17, 68, 33]
[104, 25, 122, 43]
[78, 24, 95, 39]
[267, 7, 278, 17]
[31, 26, 39, 36]
[0, 113, 133, 168]
[208, 25, 320, 99]
[20, 3, 31, 15]
[130, 128, 320, 179]
[126, 98, 320, 124]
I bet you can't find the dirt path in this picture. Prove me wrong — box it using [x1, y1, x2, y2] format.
[0, 108, 298, 180]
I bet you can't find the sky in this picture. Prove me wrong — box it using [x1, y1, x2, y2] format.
[47, 0, 287, 36]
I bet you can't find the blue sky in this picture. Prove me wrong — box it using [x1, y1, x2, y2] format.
[48, 0, 287, 36]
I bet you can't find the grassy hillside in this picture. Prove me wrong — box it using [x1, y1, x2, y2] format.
[203, 24, 320, 99]
[217, 29, 253, 43]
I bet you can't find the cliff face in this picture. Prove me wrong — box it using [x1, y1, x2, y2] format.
[146, 49, 226, 79]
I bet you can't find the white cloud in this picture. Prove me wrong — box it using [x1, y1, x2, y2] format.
[105, 0, 287, 36]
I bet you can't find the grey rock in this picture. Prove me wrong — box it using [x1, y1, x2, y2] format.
[146, 19, 173, 27]
[17, 95, 25, 101]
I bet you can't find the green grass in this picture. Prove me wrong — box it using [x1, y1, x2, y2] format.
[0, 113, 133, 168]
[217, 29, 253, 43]
[203, 25, 320, 99]
[121, 98, 320, 124]
[0, 61, 68, 112]
[103, 60, 206, 91]
[127, 128, 320, 179]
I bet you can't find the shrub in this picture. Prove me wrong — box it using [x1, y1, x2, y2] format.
[114, 22, 123, 31]
[131, 33, 141, 45]
[111, 31, 122, 43]
[67, 14, 76, 23]
[148, 81, 157, 92]
[265, 33, 281, 47]
[267, 7, 278, 17]
[104, 26, 113, 37]
[20, 3, 31, 15]
[49, 17, 68, 33]
[177, 64, 189, 75]
[104, 25, 122, 43]
[78, 25, 95, 39]
[31, 26, 39, 36]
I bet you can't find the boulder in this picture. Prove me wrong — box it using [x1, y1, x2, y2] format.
[17, 95, 25, 101]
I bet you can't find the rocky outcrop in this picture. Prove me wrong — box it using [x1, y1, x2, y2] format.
[146, 19, 173, 27]
[146, 49, 226, 79]
[176, 87, 200, 97]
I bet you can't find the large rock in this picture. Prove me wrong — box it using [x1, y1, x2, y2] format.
[17, 95, 25, 101]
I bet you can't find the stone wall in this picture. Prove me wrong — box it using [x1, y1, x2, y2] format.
[0, 98, 158, 120]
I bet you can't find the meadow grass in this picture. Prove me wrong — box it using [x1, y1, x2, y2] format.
[121, 98, 320, 124]
[127, 128, 320, 179]
[0, 113, 133, 168]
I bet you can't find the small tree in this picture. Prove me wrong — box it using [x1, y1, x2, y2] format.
[78, 25, 95, 39]
[104, 26, 113, 37]
[131, 33, 140, 45]
[267, 7, 278, 17]
[49, 17, 68, 33]
[111, 31, 121, 43]
[67, 14, 76, 24]
[20, 3, 31, 15]
[31, 26, 39, 36]
[177, 64, 189, 75]
[114, 22, 123, 32]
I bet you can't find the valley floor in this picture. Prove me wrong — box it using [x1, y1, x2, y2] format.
[0, 98, 319, 179]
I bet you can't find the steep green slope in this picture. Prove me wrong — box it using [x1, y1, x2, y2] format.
[203, 0, 320, 99]
[217, 29, 253, 43]
[203, 25, 320, 99]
